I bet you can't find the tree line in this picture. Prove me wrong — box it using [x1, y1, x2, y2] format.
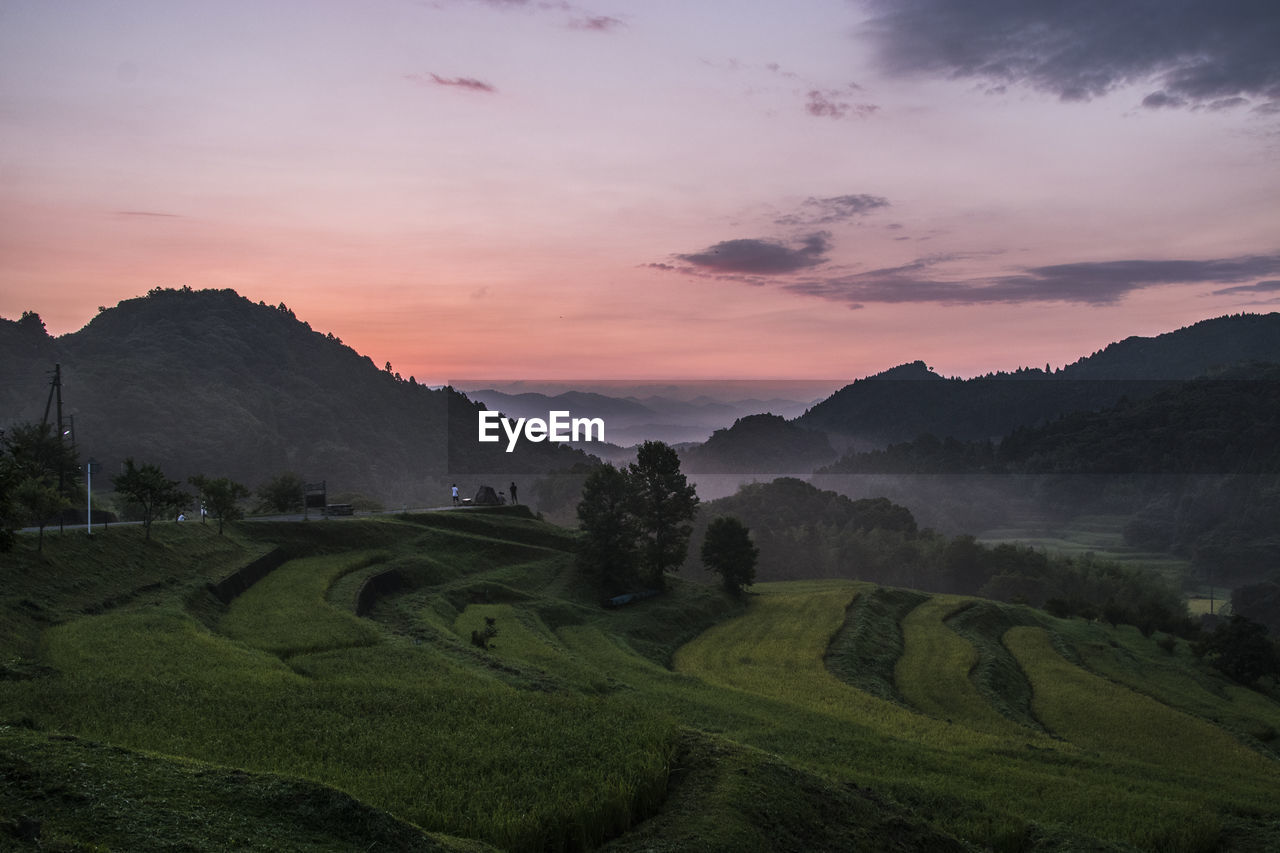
[0, 422, 345, 549]
[575, 441, 757, 596]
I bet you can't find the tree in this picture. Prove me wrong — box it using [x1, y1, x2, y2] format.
[576, 464, 638, 589]
[256, 471, 304, 514]
[627, 441, 698, 589]
[1194, 614, 1280, 687]
[112, 459, 189, 540]
[701, 516, 758, 596]
[13, 476, 70, 552]
[2, 422, 81, 549]
[0, 440, 15, 552]
[189, 475, 250, 535]
[3, 421, 81, 503]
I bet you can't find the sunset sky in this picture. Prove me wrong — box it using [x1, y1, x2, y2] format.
[2, 0, 1278, 385]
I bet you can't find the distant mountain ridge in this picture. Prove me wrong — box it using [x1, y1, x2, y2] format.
[0, 288, 593, 503]
[797, 313, 1280, 446]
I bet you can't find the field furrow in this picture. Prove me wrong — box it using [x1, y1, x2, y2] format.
[896, 595, 1034, 735]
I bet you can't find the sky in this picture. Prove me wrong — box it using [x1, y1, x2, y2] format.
[2, 0, 1279, 385]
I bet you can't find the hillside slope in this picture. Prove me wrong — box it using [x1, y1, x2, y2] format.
[0, 288, 594, 504]
[3, 514, 1279, 851]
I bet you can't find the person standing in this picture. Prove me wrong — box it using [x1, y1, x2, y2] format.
[451, 484, 460, 506]
[509, 482, 518, 504]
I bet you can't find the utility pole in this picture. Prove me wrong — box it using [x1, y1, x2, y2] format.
[41, 364, 68, 532]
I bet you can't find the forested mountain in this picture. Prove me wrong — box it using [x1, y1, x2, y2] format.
[821, 365, 1280, 475]
[0, 288, 593, 504]
[798, 313, 1280, 446]
[680, 413, 836, 473]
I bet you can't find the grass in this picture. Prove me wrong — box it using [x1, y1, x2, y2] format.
[0, 725, 486, 852]
[220, 551, 389, 656]
[3, 509, 1280, 851]
[1050, 616, 1280, 757]
[823, 585, 927, 704]
[978, 512, 1194, 586]
[1006, 625, 1280, 849]
[895, 595, 1031, 736]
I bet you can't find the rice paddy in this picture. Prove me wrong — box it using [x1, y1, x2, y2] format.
[2, 510, 1278, 851]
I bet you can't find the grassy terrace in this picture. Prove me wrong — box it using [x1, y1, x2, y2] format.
[2, 510, 1279, 851]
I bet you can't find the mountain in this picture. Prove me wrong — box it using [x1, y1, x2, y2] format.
[680, 413, 836, 474]
[0, 288, 594, 504]
[798, 313, 1280, 446]
[821, 364, 1280, 476]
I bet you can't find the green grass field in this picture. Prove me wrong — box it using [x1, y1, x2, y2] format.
[978, 512, 1194, 586]
[3, 510, 1279, 851]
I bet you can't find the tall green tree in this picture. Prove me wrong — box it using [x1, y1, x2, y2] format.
[627, 441, 698, 589]
[256, 471, 305, 514]
[576, 464, 638, 589]
[189, 474, 250, 535]
[0, 442, 15, 552]
[112, 459, 188, 540]
[701, 516, 758, 596]
[13, 476, 70, 553]
[2, 421, 81, 501]
[1195, 614, 1280, 687]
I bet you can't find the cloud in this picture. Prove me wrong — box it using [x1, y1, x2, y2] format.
[659, 249, 1280, 307]
[115, 210, 181, 218]
[775, 194, 889, 226]
[1213, 279, 1280, 296]
[405, 73, 497, 93]
[860, 0, 1280, 112]
[676, 233, 832, 275]
[782, 253, 1280, 307]
[805, 89, 879, 119]
[569, 15, 624, 31]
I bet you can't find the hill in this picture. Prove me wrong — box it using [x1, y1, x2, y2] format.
[680, 413, 836, 473]
[2, 512, 1279, 851]
[797, 312, 1280, 446]
[0, 288, 594, 505]
[814, 369, 1280, 587]
[822, 365, 1280, 476]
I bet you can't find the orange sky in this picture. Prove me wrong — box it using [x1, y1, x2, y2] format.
[3, 1, 1279, 384]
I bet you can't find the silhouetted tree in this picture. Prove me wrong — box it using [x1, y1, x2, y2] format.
[13, 476, 69, 552]
[701, 516, 758, 596]
[189, 474, 250, 534]
[3, 422, 80, 503]
[628, 441, 698, 589]
[112, 459, 189, 540]
[0, 458, 13, 552]
[256, 471, 305, 514]
[576, 464, 637, 589]
[1194, 614, 1280, 687]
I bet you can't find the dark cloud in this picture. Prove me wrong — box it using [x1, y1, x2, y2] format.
[780, 252, 1280, 307]
[676, 233, 831, 275]
[569, 15, 624, 31]
[405, 73, 497, 93]
[658, 250, 1280, 307]
[775, 194, 889, 226]
[1142, 91, 1187, 109]
[861, 0, 1280, 112]
[1213, 279, 1280, 296]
